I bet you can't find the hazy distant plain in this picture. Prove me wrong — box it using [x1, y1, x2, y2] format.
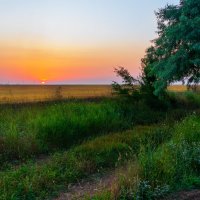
[0, 85, 187, 104]
[0, 85, 112, 103]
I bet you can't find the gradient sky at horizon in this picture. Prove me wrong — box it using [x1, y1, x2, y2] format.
[0, 0, 179, 84]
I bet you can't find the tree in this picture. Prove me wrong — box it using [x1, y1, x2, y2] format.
[112, 67, 140, 100]
[140, 46, 158, 97]
[144, 0, 200, 96]
[112, 66, 168, 108]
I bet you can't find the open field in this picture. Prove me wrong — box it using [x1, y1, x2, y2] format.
[0, 84, 190, 104]
[167, 85, 188, 92]
[0, 89, 199, 199]
[0, 93, 200, 200]
[0, 85, 112, 103]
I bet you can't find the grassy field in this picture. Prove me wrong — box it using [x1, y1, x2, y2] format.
[0, 89, 199, 199]
[167, 85, 187, 92]
[0, 85, 112, 103]
[0, 84, 191, 104]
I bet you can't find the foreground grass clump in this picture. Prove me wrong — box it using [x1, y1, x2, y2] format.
[0, 125, 171, 200]
[0, 99, 169, 163]
[34, 99, 171, 150]
[140, 115, 200, 188]
[168, 91, 200, 109]
[105, 114, 200, 200]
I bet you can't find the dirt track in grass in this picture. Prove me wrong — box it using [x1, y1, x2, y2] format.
[55, 170, 117, 200]
[164, 190, 200, 200]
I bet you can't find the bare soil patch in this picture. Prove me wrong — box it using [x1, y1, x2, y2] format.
[164, 190, 200, 200]
[55, 170, 117, 200]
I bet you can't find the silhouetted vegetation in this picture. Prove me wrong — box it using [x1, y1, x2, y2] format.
[113, 0, 200, 98]
[144, 0, 200, 96]
[112, 67, 141, 101]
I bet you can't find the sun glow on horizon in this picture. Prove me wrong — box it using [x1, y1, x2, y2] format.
[0, 43, 143, 84]
[40, 78, 47, 85]
[0, 0, 179, 84]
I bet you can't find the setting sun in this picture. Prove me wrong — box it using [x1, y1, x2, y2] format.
[0, 0, 179, 84]
[0, 0, 177, 84]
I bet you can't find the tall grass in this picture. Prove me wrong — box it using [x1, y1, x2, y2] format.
[110, 114, 200, 199]
[0, 125, 171, 200]
[0, 94, 198, 165]
[0, 99, 171, 163]
[139, 115, 200, 190]
[34, 100, 167, 149]
[168, 91, 200, 109]
[0, 93, 200, 199]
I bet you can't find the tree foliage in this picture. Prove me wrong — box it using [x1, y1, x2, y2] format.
[112, 67, 140, 100]
[112, 66, 169, 108]
[141, 46, 158, 97]
[144, 0, 200, 96]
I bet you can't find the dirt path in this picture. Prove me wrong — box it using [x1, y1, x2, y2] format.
[57, 184, 200, 200]
[55, 163, 200, 200]
[164, 189, 200, 200]
[55, 170, 118, 200]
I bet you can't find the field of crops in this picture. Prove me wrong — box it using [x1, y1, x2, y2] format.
[0, 85, 112, 103]
[0, 84, 190, 104]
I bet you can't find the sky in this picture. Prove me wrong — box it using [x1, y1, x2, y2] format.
[0, 0, 179, 84]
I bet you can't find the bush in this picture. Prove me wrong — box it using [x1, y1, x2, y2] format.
[139, 115, 200, 192]
[112, 67, 141, 101]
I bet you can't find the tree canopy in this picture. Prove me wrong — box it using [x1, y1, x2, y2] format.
[144, 0, 200, 95]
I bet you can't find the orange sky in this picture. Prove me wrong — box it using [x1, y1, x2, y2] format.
[0, 0, 179, 84]
[0, 40, 144, 84]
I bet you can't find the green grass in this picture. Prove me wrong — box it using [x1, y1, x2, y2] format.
[102, 114, 200, 200]
[1, 92, 200, 199]
[139, 114, 200, 189]
[0, 98, 177, 164]
[168, 90, 200, 109]
[0, 125, 171, 200]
